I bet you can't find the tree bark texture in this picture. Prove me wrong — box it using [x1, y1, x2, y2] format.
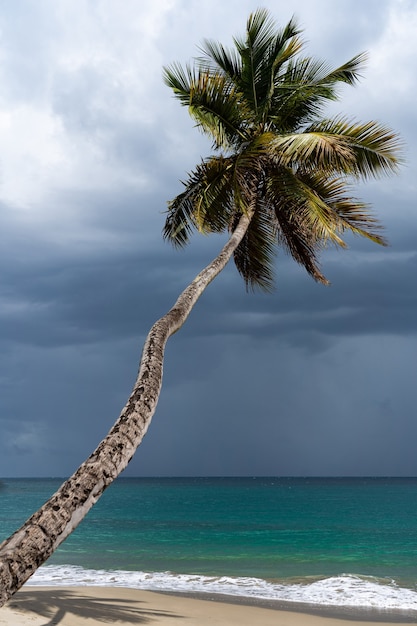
[0, 211, 253, 608]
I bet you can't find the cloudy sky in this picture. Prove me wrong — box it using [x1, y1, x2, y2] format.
[0, 0, 415, 478]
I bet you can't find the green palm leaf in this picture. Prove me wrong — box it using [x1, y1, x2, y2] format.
[163, 157, 235, 246]
[197, 39, 242, 78]
[270, 131, 354, 172]
[163, 65, 249, 149]
[164, 9, 402, 290]
[307, 117, 402, 177]
[296, 172, 386, 244]
[323, 52, 367, 86]
[233, 199, 277, 291]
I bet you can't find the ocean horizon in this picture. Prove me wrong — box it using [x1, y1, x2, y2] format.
[1, 476, 417, 617]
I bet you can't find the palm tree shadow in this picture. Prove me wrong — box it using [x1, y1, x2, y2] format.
[7, 588, 184, 625]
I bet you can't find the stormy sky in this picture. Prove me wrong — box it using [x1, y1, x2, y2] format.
[0, 0, 416, 478]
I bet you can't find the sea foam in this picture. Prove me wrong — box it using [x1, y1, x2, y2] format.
[27, 565, 417, 613]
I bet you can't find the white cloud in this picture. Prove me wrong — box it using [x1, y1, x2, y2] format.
[0, 1, 186, 210]
[367, 0, 417, 96]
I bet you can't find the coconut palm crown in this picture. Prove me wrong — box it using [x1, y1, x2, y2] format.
[163, 8, 401, 291]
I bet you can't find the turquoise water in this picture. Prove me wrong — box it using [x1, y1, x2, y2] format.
[1, 477, 417, 613]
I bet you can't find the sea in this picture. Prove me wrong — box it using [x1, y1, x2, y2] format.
[1, 476, 417, 619]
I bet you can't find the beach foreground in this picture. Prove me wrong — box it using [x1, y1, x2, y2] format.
[1, 587, 413, 626]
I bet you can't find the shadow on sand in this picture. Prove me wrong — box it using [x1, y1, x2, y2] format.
[6, 587, 184, 625]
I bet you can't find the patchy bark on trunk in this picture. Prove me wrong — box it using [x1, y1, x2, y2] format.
[0, 211, 253, 608]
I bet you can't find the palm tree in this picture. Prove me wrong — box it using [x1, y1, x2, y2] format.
[0, 9, 401, 607]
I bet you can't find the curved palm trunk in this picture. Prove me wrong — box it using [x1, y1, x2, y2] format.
[0, 211, 254, 608]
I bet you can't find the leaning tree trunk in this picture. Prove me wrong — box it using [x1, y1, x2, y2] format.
[0, 210, 254, 607]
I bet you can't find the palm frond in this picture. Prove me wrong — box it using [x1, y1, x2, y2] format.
[268, 53, 368, 131]
[270, 117, 402, 178]
[197, 39, 241, 78]
[256, 19, 304, 122]
[270, 58, 341, 130]
[266, 172, 329, 283]
[323, 52, 367, 86]
[163, 157, 234, 246]
[275, 207, 329, 283]
[163, 62, 195, 106]
[233, 199, 277, 291]
[164, 63, 249, 149]
[270, 131, 355, 173]
[194, 157, 235, 231]
[268, 166, 387, 257]
[262, 33, 303, 100]
[307, 117, 403, 177]
[267, 167, 347, 247]
[163, 187, 197, 248]
[188, 72, 249, 148]
[300, 173, 386, 244]
[245, 8, 277, 56]
[233, 8, 279, 115]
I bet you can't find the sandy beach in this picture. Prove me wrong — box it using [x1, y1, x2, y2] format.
[1, 587, 414, 626]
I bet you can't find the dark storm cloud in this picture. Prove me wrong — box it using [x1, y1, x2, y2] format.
[2, 216, 413, 355]
[165, 240, 417, 347]
[0, 197, 226, 350]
